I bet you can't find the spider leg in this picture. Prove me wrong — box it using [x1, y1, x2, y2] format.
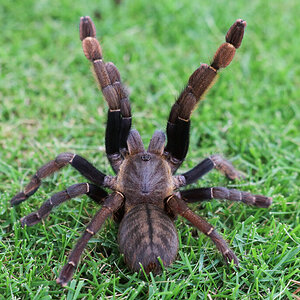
[210, 154, 244, 180]
[173, 155, 243, 188]
[57, 192, 124, 287]
[10, 152, 113, 206]
[20, 183, 108, 227]
[80, 16, 132, 173]
[166, 195, 239, 265]
[165, 19, 246, 172]
[180, 187, 272, 208]
[179, 157, 215, 185]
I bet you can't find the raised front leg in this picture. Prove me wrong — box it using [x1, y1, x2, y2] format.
[57, 192, 124, 286]
[166, 195, 239, 265]
[80, 16, 132, 172]
[165, 19, 246, 172]
[20, 183, 108, 227]
[10, 153, 110, 206]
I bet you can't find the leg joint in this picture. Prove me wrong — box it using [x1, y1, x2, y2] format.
[55, 152, 75, 166]
[86, 228, 95, 235]
[206, 227, 214, 236]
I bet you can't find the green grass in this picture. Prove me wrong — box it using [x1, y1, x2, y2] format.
[0, 0, 299, 299]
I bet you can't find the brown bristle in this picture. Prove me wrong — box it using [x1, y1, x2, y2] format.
[225, 19, 246, 49]
[79, 16, 96, 41]
[211, 42, 236, 70]
[148, 130, 166, 155]
[254, 195, 273, 208]
[188, 64, 217, 99]
[105, 62, 121, 83]
[93, 59, 111, 89]
[102, 85, 120, 110]
[178, 92, 197, 120]
[82, 37, 102, 61]
[127, 130, 145, 154]
[120, 96, 131, 118]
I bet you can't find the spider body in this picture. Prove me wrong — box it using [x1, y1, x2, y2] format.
[116, 133, 173, 210]
[11, 17, 272, 286]
[119, 203, 178, 274]
[116, 132, 177, 273]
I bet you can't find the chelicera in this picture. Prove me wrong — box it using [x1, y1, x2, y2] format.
[11, 17, 272, 286]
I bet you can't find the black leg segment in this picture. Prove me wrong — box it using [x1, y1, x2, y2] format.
[105, 110, 121, 155]
[71, 155, 107, 185]
[182, 157, 215, 185]
[165, 119, 190, 162]
[119, 117, 132, 150]
[175, 155, 244, 188]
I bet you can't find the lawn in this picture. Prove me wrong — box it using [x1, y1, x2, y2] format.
[0, 0, 299, 299]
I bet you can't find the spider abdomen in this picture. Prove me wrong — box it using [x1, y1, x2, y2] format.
[118, 203, 178, 274]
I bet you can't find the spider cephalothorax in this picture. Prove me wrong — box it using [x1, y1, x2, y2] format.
[11, 17, 272, 286]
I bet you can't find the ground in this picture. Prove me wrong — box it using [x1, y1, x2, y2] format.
[0, 0, 299, 299]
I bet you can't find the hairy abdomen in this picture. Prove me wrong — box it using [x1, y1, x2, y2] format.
[118, 204, 178, 273]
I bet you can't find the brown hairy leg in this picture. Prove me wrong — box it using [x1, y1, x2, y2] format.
[57, 192, 124, 286]
[80, 16, 132, 172]
[166, 195, 239, 265]
[165, 20, 247, 172]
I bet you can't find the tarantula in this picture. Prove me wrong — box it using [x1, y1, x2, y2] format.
[11, 17, 272, 286]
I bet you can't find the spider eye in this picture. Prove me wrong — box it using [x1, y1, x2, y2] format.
[141, 154, 151, 161]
